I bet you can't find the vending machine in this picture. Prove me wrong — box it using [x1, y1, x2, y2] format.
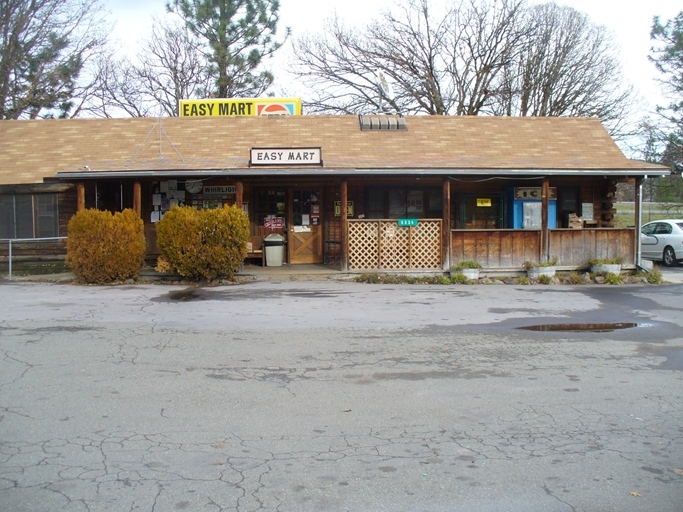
[508, 187, 557, 229]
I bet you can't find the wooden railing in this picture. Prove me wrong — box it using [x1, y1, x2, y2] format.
[549, 228, 635, 267]
[451, 228, 636, 269]
[451, 229, 540, 269]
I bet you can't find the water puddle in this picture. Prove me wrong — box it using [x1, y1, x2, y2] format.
[169, 289, 202, 301]
[517, 322, 639, 333]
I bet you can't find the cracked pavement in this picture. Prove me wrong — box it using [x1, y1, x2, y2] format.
[0, 280, 682, 511]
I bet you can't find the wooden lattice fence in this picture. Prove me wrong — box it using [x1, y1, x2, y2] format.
[347, 219, 442, 270]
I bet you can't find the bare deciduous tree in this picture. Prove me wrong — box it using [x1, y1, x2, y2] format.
[289, 0, 633, 136]
[292, 0, 525, 115]
[91, 19, 210, 117]
[493, 3, 633, 136]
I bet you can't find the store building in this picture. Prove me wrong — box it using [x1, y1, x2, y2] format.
[0, 114, 669, 273]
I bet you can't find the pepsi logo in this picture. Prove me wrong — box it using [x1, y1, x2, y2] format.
[257, 103, 294, 116]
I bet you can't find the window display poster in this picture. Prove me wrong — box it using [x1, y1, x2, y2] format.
[407, 190, 424, 215]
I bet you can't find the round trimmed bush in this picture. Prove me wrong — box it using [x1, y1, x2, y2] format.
[155, 205, 249, 281]
[66, 208, 146, 284]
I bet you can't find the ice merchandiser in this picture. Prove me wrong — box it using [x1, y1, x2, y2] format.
[508, 187, 557, 229]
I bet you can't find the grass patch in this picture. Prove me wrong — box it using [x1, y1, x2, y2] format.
[604, 273, 623, 285]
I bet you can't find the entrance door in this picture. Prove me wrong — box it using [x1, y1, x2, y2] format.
[289, 188, 323, 264]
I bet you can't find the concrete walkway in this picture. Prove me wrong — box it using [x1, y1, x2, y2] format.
[4, 262, 683, 284]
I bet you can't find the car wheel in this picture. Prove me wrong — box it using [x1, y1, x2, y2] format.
[662, 246, 677, 267]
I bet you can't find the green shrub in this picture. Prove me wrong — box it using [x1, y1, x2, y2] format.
[156, 205, 249, 281]
[452, 260, 482, 270]
[604, 273, 623, 285]
[588, 256, 623, 266]
[450, 272, 469, 284]
[645, 268, 663, 284]
[518, 276, 529, 285]
[567, 272, 587, 284]
[66, 208, 146, 284]
[538, 274, 552, 285]
[523, 256, 558, 270]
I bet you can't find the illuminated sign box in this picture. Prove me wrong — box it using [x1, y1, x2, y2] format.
[179, 98, 302, 117]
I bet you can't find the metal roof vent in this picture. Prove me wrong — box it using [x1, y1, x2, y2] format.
[359, 115, 407, 131]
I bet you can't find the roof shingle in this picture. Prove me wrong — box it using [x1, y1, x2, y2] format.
[0, 115, 665, 185]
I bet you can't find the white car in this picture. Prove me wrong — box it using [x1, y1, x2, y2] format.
[641, 219, 683, 267]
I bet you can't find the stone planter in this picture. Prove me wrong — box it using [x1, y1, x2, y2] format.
[460, 268, 480, 280]
[527, 266, 556, 279]
[591, 264, 621, 275]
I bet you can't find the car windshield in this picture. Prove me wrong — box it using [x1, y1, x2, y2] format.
[676, 222, 683, 231]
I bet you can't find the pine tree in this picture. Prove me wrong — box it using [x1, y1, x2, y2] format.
[167, 0, 288, 98]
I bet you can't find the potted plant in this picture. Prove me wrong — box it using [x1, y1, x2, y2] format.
[589, 257, 622, 275]
[524, 257, 558, 279]
[451, 260, 482, 280]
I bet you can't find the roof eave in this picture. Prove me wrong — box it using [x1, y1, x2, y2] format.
[55, 167, 670, 179]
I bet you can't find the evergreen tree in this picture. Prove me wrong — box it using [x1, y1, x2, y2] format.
[649, 12, 683, 203]
[0, 0, 107, 119]
[167, 0, 288, 98]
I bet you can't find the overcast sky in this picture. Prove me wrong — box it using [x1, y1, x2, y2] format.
[106, 0, 683, 117]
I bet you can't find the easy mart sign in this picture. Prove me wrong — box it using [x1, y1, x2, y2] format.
[179, 98, 302, 117]
[250, 148, 322, 166]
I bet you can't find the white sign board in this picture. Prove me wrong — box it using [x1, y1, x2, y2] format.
[250, 148, 322, 166]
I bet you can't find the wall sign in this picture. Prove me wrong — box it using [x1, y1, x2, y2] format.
[335, 201, 354, 216]
[250, 148, 322, 166]
[179, 98, 302, 117]
[514, 187, 557, 199]
[203, 186, 236, 194]
[264, 217, 284, 229]
[476, 198, 492, 207]
[398, 218, 419, 227]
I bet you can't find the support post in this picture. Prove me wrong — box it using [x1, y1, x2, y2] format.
[77, 183, 85, 211]
[133, 181, 142, 217]
[541, 177, 550, 263]
[635, 176, 644, 267]
[341, 180, 348, 272]
[442, 178, 451, 270]
[236, 181, 244, 209]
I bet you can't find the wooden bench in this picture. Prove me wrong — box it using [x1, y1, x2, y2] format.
[244, 236, 265, 266]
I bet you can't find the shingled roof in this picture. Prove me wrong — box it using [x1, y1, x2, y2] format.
[0, 115, 667, 185]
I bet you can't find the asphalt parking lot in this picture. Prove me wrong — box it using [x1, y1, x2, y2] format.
[1, 279, 682, 511]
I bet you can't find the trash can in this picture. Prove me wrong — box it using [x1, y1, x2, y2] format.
[264, 233, 285, 267]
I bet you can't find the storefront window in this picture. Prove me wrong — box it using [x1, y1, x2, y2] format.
[257, 188, 287, 227]
[368, 187, 441, 219]
[461, 195, 503, 229]
[0, 195, 13, 238]
[15, 195, 34, 238]
[0, 194, 59, 239]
